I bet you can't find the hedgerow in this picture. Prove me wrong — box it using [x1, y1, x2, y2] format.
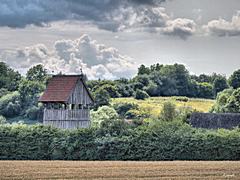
[0, 121, 240, 160]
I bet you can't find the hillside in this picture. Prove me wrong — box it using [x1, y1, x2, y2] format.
[112, 97, 215, 118]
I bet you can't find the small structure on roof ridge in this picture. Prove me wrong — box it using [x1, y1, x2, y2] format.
[39, 74, 94, 129]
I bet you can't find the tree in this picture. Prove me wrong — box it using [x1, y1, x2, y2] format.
[0, 115, 6, 124]
[134, 89, 149, 100]
[93, 88, 110, 110]
[225, 88, 240, 113]
[18, 79, 45, 108]
[0, 62, 21, 91]
[134, 74, 150, 87]
[91, 106, 118, 128]
[229, 69, 240, 89]
[197, 82, 214, 99]
[159, 101, 177, 121]
[211, 88, 234, 113]
[213, 75, 229, 97]
[158, 64, 190, 96]
[0, 91, 21, 117]
[211, 88, 240, 113]
[26, 64, 48, 82]
[145, 81, 158, 96]
[138, 64, 150, 75]
[100, 84, 120, 98]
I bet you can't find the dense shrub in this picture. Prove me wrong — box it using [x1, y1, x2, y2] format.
[174, 96, 189, 102]
[90, 106, 118, 127]
[159, 101, 177, 121]
[25, 106, 43, 120]
[113, 102, 139, 118]
[212, 88, 240, 113]
[1, 122, 240, 160]
[134, 90, 149, 100]
[0, 91, 21, 117]
[0, 115, 6, 124]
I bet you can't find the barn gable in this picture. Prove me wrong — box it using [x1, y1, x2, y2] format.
[39, 75, 93, 104]
[68, 79, 94, 105]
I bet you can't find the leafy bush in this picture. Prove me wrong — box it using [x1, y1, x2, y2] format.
[125, 109, 141, 119]
[159, 101, 177, 121]
[197, 82, 214, 99]
[25, 106, 43, 120]
[134, 90, 149, 100]
[90, 106, 118, 128]
[212, 88, 240, 113]
[174, 96, 189, 102]
[0, 91, 21, 117]
[0, 88, 9, 97]
[0, 115, 6, 124]
[93, 88, 110, 110]
[113, 102, 139, 117]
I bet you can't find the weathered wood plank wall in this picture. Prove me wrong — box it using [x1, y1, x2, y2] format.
[43, 109, 89, 121]
[43, 109, 90, 129]
[68, 80, 93, 105]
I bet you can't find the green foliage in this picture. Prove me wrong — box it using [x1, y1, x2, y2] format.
[229, 69, 240, 89]
[18, 79, 45, 108]
[213, 75, 229, 97]
[197, 82, 214, 99]
[113, 102, 139, 117]
[174, 96, 189, 102]
[0, 115, 6, 124]
[159, 101, 177, 121]
[212, 88, 240, 113]
[211, 88, 234, 113]
[144, 81, 158, 96]
[0, 88, 9, 97]
[0, 91, 21, 117]
[0, 62, 21, 91]
[134, 89, 149, 100]
[125, 109, 141, 119]
[93, 88, 110, 110]
[100, 84, 120, 98]
[225, 88, 240, 113]
[90, 106, 118, 128]
[1, 123, 240, 160]
[25, 106, 43, 121]
[26, 64, 48, 82]
[138, 64, 150, 75]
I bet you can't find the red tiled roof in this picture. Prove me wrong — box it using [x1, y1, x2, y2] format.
[39, 75, 80, 102]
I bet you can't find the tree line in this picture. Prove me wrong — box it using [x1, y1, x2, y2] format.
[1, 62, 240, 121]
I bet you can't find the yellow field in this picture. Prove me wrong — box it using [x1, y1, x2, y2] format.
[1, 161, 239, 179]
[112, 97, 214, 118]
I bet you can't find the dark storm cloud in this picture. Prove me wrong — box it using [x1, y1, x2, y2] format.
[0, 0, 196, 39]
[0, 0, 164, 28]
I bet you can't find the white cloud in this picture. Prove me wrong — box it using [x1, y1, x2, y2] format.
[110, 6, 196, 39]
[203, 11, 240, 36]
[162, 18, 196, 39]
[1, 34, 137, 80]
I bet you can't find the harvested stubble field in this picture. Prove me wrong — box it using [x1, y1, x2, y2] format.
[0, 161, 240, 180]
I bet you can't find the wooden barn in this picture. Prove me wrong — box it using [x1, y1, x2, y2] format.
[39, 75, 94, 129]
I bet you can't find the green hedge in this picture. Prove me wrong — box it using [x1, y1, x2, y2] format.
[0, 122, 240, 160]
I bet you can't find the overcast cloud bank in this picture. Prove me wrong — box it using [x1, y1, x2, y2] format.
[1, 34, 137, 79]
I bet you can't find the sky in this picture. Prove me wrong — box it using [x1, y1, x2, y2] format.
[0, 0, 240, 79]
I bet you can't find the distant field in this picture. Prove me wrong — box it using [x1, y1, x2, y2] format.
[1, 161, 239, 179]
[112, 97, 214, 118]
